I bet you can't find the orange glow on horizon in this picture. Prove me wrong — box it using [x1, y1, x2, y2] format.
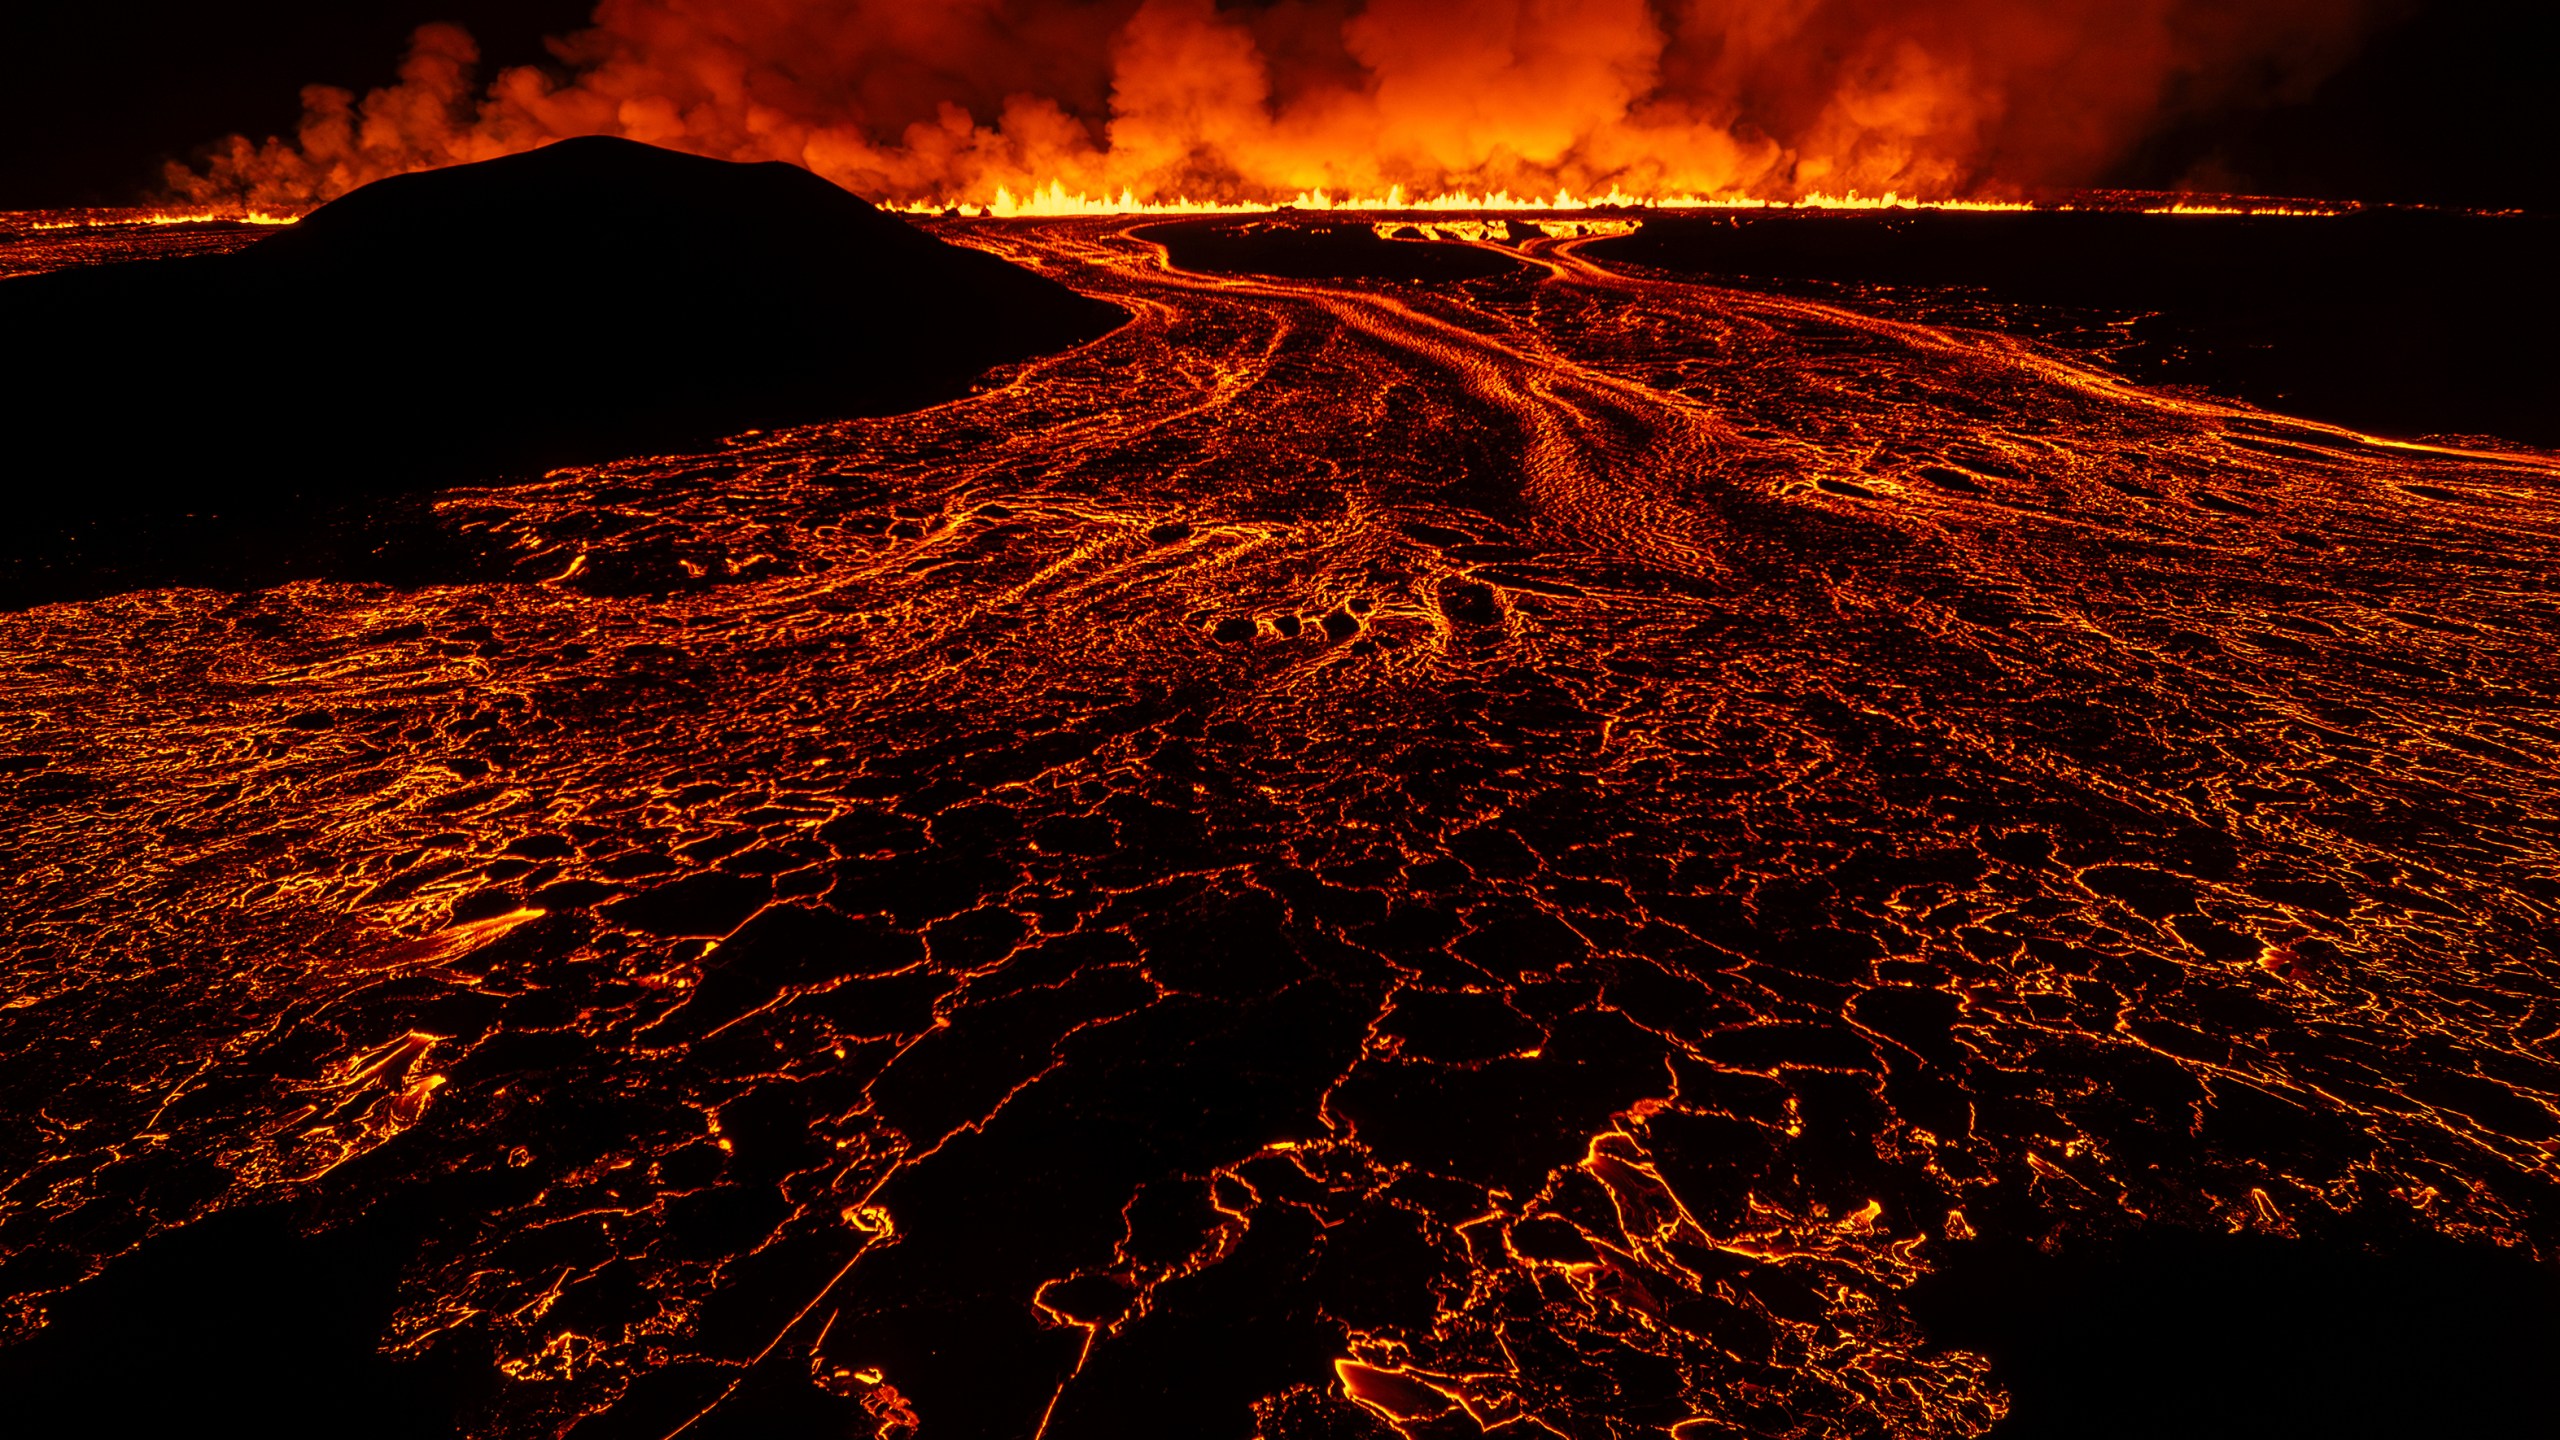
[902, 182, 2047, 218]
[892, 183, 2346, 220]
[25, 208, 302, 231]
[6, 187, 2355, 238]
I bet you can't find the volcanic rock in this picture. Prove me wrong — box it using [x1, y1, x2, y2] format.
[1589, 208, 2560, 445]
[0, 136, 1122, 526]
[1141, 217, 1521, 282]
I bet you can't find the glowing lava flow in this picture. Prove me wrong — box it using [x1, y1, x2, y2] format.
[0, 208, 295, 280]
[0, 214, 2553, 1440]
[23, 208, 302, 230]
[912, 185, 2055, 218]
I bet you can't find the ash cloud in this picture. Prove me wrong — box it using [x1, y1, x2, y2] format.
[170, 0, 2392, 208]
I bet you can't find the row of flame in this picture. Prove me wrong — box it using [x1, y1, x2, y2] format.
[18, 186, 2344, 232]
[919, 183, 2345, 220]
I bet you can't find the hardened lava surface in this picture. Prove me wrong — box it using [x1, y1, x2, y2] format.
[4, 216, 2559, 1439]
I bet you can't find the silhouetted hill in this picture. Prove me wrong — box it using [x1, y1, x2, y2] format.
[0, 137, 1121, 603]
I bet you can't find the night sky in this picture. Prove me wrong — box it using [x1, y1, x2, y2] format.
[1, 0, 2549, 210]
[3, 1, 595, 207]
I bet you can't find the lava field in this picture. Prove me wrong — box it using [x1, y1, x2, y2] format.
[2, 212, 2556, 1439]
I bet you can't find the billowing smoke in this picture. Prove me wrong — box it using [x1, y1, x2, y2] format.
[169, 0, 2387, 209]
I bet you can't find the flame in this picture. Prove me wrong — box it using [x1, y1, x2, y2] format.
[17, 188, 2333, 234]
[25, 209, 301, 231]
[164, 2, 2390, 213]
[908, 182, 2043, 218]
[2143, 200, 2348, 216]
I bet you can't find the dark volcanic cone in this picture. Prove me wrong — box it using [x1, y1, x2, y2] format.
[0, 137, 1120, 599]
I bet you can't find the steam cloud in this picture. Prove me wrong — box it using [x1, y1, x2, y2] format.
[170, 0, 2387, 209]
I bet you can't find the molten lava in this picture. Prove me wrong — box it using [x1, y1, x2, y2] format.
[1, 207, 2554, 1438]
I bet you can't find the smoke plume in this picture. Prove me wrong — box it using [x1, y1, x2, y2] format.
[169, 0, 2389, 209]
